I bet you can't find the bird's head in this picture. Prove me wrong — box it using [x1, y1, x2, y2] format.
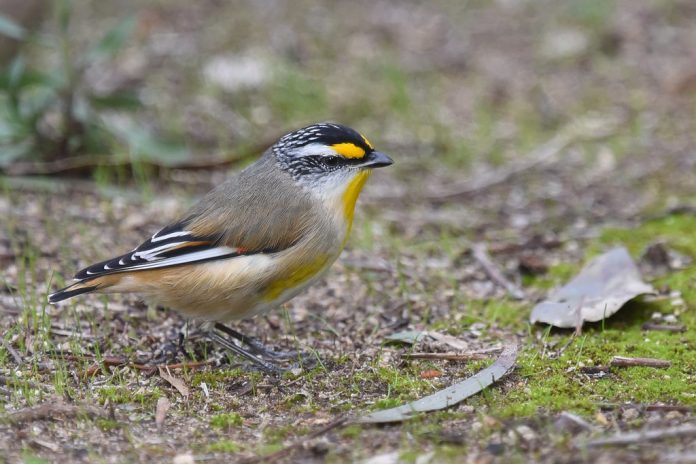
[272, 122, 393, 192]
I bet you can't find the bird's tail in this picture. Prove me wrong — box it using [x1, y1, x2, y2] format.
[48, 276, 117, 303]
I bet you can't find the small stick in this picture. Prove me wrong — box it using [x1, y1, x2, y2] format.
[645, 404, 694, 413]
[82, 358, 214, 378]
[585, 424, 696, 447]
[403, 351, 498, 361]
[596, 403, 694, 413]
[641, 323, 686, 333]
[610, 356, 671, 368]
[1, 339, 22, 365]
[471, 243, 526, 300]
[239, 415, 348, 464]
[8, 402, 108, 423]
[0, 375, 38, 389]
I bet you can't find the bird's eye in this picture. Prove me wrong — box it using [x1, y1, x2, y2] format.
[324, 156, 341, 167]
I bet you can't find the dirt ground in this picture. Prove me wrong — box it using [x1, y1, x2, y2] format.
[1, 0, 695, 462]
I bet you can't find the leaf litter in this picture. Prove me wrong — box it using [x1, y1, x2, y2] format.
[530, 247, 655, 328]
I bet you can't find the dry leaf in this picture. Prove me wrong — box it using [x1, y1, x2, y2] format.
[358, 345, 517, 423]
[158, 367, 190, 398]
[385, 330, 468, 350]
[530, 247, 655, 328]
[419, 369, 442, 379]
[155, 396, 171, 430]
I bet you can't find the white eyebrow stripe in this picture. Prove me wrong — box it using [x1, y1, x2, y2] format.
[151, 231, 191, 242]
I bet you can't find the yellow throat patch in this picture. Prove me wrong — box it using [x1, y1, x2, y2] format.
[342, 170, 372, 228]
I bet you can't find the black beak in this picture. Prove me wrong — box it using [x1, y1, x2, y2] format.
[361, 151, 393, 168]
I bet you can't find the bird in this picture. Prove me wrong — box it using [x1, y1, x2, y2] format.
[48, 122, 393, 371]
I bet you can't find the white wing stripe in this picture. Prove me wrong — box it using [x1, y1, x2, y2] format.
[120, 247, 238, 271]
[151, 231, 191, 242]
[134, 242, 187, 258]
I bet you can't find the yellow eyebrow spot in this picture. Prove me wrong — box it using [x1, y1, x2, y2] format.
[360, 134, 374, 149]
[331, 143, 366, 159]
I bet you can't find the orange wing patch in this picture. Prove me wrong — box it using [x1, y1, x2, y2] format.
[331, 143, 366, 159]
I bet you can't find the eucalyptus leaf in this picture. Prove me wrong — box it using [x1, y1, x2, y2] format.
[384, 330, 427, 345]
[0, 140, 33, 166]
[90, 92, 142, 111]
[88, 17, 137, 62]
[358, 345, 518, 423]
[0, 14, 27, 41]
[7, 56, 25, 88]
[108, 122, 189, 164]
[57, 0, 72, 34]
[530, 247, 655, 328]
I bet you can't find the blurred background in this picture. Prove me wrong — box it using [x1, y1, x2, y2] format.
[1, 0, 694, 212]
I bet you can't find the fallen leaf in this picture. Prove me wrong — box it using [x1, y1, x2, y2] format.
[362, 451, 400, 464]
[385, 330, 468, 350]
[530, 247, 655, 328]
[357, 345, 517, 424]
[384, 330, 427, 344]
[155, 396, 171, 430]
[426, 331, 469, 351]
[172, 453, 195, 464]
[158, 367, 189, 398]
[419, 369, 442, 379]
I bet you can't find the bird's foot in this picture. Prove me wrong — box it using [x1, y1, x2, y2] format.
[211, 323, 318, 374]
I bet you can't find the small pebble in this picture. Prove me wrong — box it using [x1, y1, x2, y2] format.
[515, 425, 537, 443]
[622, 408, 640, 421]
[595, 412, 609, 426]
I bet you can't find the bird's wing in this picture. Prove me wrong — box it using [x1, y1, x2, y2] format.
[73, 220, 284, 280]
[74, 157, 316, 281]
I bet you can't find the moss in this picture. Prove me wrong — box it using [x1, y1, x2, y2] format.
[481, 295, 695, 418]
[523, 262, 578, 290]
[95, 418, 121, 432]
[21, 453, 49, 464]
[459, 214, 696, 418]
[96, 386, 162, 406]
[375, 398, 401, 410]
[457, 299, 529, 331]
[209, 412, 244, 429]
[207, 439, 243, 453]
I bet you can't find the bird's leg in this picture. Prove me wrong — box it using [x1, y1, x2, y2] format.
[214, 323, 316, 364]
[207, 330, 288, 373]
[149, 321, 204, 364]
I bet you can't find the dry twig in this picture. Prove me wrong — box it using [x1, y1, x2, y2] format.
[610, 356, 671, 368]
[402, 350, 498, 361]
[1, 339, 22, 365]
[8, 402, 108, 423]
[585, 424, 696, 447]
[641, 323, 686, 333]
[471, 243, 526, 300]
[239, 415, 348, 464]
